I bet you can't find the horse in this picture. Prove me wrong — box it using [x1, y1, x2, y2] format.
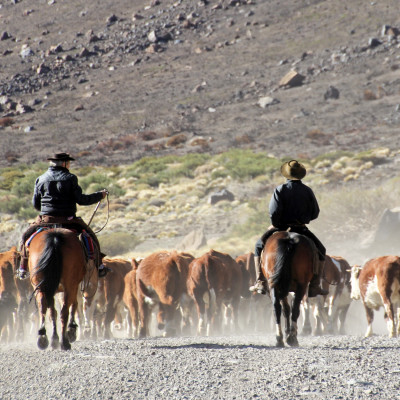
[262, 230, 316, 347]
[28, 228, 86, 350]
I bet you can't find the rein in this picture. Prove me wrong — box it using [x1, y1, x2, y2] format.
[322, 273, 339, 286]
[88, 191, 110, 234]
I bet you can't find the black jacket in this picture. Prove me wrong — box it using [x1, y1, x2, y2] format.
[269, 179, 319, 229]
[32, 166, 103, 216]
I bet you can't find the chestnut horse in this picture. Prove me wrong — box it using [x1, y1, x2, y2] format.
[262, 231, 316, 347]
[28, 228, 86, 350]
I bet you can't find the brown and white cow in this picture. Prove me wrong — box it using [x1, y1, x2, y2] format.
[351, 255, 400, 337]
[302, 254, 352, 335]
[187, 249, 242, 336]
[136, 250, 194, 338]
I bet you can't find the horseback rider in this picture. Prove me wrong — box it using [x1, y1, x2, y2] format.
[250, 160, 328, 297]
[17, 152, 111, 279]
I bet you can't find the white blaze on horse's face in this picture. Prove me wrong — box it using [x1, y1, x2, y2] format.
[350, 265, 362, 300]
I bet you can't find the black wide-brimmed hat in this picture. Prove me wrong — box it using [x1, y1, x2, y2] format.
[280, 160, 306, 180]
[47, 152, 75, 161]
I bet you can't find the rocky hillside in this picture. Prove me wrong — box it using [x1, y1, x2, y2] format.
[1, 0, 400, 263]
[0, 0, 399, 169]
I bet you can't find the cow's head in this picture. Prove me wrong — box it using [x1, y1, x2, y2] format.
[350, 264, 362, 300]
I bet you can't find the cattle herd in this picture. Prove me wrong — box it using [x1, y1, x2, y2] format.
[0, 245, 400, 347]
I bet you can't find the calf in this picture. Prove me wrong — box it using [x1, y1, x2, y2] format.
[136, 251, 193, 337]
[351, 255, 400, 337]
[187, 249, 242, 336]
[122, 259, 140, 338]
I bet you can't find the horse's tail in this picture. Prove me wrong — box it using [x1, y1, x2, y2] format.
[34, 231, 65, 306]
[269, 235, 297, 296]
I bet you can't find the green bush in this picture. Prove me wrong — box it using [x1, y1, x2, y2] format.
[213, 149, 281, 180]
[0, 196, 30, 215]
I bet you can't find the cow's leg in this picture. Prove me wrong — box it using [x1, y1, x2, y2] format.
[270, 289, 284, 347]
[104, 298, 117, 339]
[363, 304, 374, 337]
[382, 299, 396, 337]
[138, 293, 149, 338]
[301, 298, 312, 336]
[125, 298, 138, 338]
[338, 304, 350, 335]
[193, 289, 207, 336]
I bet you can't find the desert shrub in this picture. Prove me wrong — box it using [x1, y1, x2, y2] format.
[0, 117, 14, 127]
[313, 150, 354, 164]
[0, 169, 25, 191]
[11, 171, 37, 197]
[213, 149, 281, 180]
[0, 196, 29, 215]
[99, 231, 141, 256]
[125, 153, 210, 187]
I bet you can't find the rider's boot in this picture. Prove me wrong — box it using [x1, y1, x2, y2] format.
[17, 244, 29, 280]
[308, 258, 329, 297]
[249, 256, 268, 295]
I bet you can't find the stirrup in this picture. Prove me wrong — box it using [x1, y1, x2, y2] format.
[98, 264, 111, 278]
[249, 280, 267, 295]
[17, 268, 29, 280]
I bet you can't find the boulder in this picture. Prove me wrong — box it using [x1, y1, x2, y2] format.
[279, 70, 305, 88]
[208, 189, 234, 205]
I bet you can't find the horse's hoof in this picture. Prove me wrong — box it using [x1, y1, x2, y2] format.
[61, 340, 71, 351]
[276, 337, 285, 348]
[67, 329, 77, 343]
[287, 336, 299, 347]
[51, 336, 60, 349]
[38, 335, 49, 350]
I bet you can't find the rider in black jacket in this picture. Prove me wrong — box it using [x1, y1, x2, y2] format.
[250, 160, 328, 297]
[18, 153, 110, 279]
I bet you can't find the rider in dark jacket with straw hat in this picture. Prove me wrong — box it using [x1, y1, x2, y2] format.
[18, 152, 110, 279]
[250, 160, 328, 297]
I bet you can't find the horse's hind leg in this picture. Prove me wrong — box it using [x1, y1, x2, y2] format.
[36, 293, 49, 350]
[271, 289, 284, 347]
[49, 305, 59, 349]
[286, 291, 303, 347]
[281, 297, 291, 337]
[67, 301, 79, 343]
[60, 298, 72, 350]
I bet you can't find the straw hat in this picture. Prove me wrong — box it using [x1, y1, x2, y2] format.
[280, 160, 306, 180]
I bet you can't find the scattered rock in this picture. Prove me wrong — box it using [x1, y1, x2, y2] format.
[279, 70, 305, 88]
[324, 86, 340, 100]
[176, 229, 207, 251]
[258, 96, 279, 108]
[0, 31, 11, 40]
[208, 189, 235, 205]
[368, 38, 382, 48]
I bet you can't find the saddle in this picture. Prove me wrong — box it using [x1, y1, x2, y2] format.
[23, 218, 100, 265]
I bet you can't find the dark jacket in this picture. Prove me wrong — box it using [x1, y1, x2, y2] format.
[32, 166, 103, 216]
[269, 179, 319, 229]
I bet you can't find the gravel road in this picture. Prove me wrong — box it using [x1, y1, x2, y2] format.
[1, 330, 400, 400]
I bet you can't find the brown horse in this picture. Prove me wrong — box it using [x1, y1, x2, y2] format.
[262, 231, 316, 347]
[28, 228, 86, 350]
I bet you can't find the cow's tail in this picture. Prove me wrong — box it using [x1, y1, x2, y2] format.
[34, 231, 64, 307]
[138, 279, 157, 306]
[269, 236, 296, 297]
